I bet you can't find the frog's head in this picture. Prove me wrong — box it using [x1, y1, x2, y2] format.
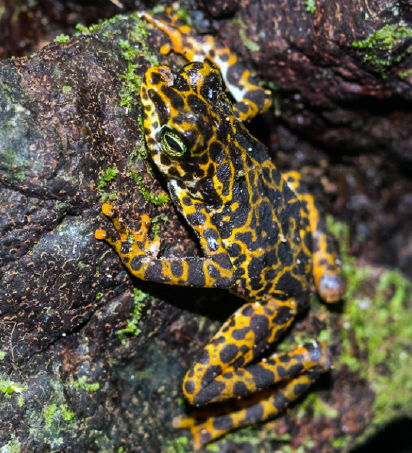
[141, 62, 234, 191]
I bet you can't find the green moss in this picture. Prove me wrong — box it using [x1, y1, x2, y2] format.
[150, 215, 169, 240]
[352, 23, 412, 76]
[0, 379, 25, 398]
[1, 148, 26, 181]
[54, 34, 70, 43]
[165, 436, 189, 453]
[0, 350, 5, 360]
[129, 139, 148, 161]
[75, 16, 129, 35]
[101, 192, 118, 203]
[119, 63, 142, 108]
[305, 0, 317, 13]
[62, 85, 72, 93]
[331, 437, 350, 448]
[207, 444, 222, 452]
[96, 166, 119, 202]
[2, 434, 21, 453]
[44, 403, 74, 429]
[118, 38, 142, 108]
[75, 24, 90, 33]
[399, 68, 412, 79]
[117, 289, 148, 345]
[127, 140, 170, 207]
[70, 376, 100, 392]
[97, 166, 119, 190]
[117, 14, 158, 110]
[240, 30, 260, 52]
[128, 168, 170, 205]
[231, 17, 260, 52]
[296, 391, 338, 420]
[327, 217, 412, 427]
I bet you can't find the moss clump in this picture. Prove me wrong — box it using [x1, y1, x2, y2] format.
[117, 14, 158, 110]
[97, 166, 119, 190]
[117, 289, 148, 345]
[399, 68, 412, 79]
[70, 376, 100, 392]
[118, 39, 142, 108]
[352, 23, 412, 76]
[1, 148, 26, 181]
[97, 166, 119, 202]
[54, 34, 70, 43]
[2, 434, 21, 453]
[0, 380, 25, 397]
[327, 218, 412, 427]
[165, 436, 189, 453]
[44, 403, 74, 429]
[150, 215, 169, 240]
[305, 0, 316, 13]
[75, 15, 129, 35]
[231, 17, 260, 52]
[128, 169, 170, 205]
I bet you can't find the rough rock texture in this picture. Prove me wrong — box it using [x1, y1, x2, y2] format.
[1, 3, 412, 452]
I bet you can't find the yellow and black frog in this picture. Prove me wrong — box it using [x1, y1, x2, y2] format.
[96, 11, 345, 450]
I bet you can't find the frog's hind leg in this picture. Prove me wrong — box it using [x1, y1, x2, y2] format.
[175, 367, 324, 450]
[283, 171, 346, 303]
[175, 298, 331, 449]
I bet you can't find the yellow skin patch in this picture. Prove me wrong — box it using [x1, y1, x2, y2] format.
[96, 11, 345, 450]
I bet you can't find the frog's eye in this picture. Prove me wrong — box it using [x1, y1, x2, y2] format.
[161, 132, 187, 157]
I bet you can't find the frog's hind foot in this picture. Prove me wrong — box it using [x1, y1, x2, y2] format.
[173, 364, 326, 450]
[175, 295, 331, 449]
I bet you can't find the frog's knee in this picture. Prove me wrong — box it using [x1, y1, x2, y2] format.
[182, 361, 225, 406]
[182, 372, 198, 405]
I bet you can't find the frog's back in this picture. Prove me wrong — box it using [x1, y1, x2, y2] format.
[210, 120, 312, 307]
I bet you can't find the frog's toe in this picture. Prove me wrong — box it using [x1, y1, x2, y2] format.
[131, 214, 151, 244]
[95, 229, 107, 240]
[318, 273, 346, 303]
[173, 416, 214, 451]
[101, 203, 115, 218]
[172, 415, 194, 429]
[138, 214, 151, 233]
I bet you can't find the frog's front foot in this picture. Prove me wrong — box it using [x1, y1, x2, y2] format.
[95, 204, 160, 266]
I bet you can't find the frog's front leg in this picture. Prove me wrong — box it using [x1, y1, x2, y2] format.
[174, 297, 330, 449]
[95, 204, 235, 288]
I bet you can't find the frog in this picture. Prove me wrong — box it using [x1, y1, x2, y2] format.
[95, 10, 345, 450]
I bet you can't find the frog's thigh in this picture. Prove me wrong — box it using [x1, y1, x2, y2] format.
[283, 171, 345, 303]
[182, 298, 297, 405]
[175, 367, 325, 450]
